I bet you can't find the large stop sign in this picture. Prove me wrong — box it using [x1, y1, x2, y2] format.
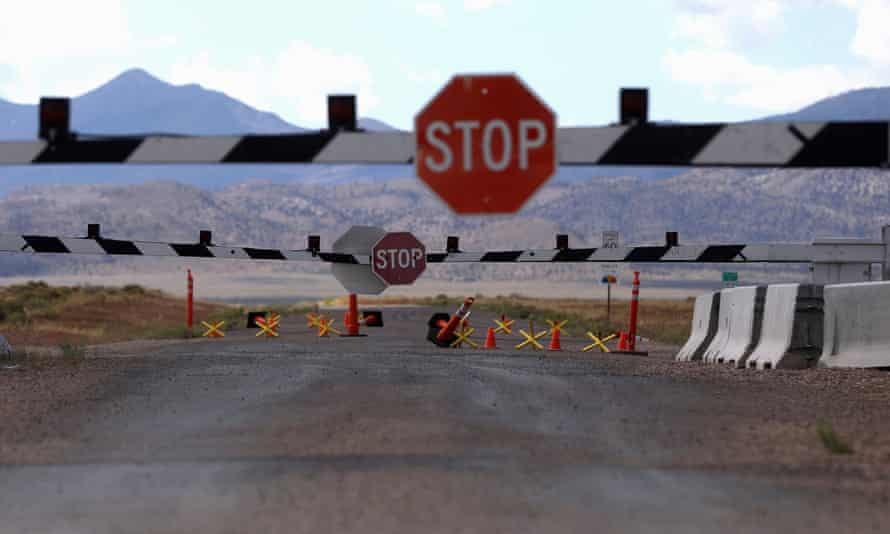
[415, 74, 557, 214]
[371, 232, 427, 285]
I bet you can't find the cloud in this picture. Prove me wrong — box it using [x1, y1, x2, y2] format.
[665, 1, 890, 114]
[671, 0, 785, 49]
[0, 0, 131, 62]
[0, 0, 132, 101]
[169, 41, 380, 127]
[463, 0, 513, 12]
[0, 0, 178, 103]
[664, 49, 877, 112]
[415, 1, 447, 19]
[847, 0, 890, 65]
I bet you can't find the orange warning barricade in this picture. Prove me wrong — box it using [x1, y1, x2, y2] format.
[582, 332, 617, 353]
[493, 318, 514, 335]
[306, 312, 324, 329]
[318, 317, 341, 338]
[255, 314, 280, 338]
[201, 320, 225, 338]
[516, 329, 547, 350]
[450, 322, 479, 349]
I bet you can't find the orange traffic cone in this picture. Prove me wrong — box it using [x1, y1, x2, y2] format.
[548, 328, 562, 351]
[484, 327, 497, 349]
[617, 331, 629, 351]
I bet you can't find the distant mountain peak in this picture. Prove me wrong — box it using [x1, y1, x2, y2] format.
[82, 68, 170, 98]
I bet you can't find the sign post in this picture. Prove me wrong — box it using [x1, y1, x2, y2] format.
[601, 274, 617, 323]
[415, 74, 557, 214]
[372, 232, 427, 286]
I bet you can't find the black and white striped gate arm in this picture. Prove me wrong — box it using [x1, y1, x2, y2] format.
[1, 122, 889, 167]
[2, 231, 885, 264]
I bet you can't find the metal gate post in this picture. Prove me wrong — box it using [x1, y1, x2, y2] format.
[883, 225, 890, 281]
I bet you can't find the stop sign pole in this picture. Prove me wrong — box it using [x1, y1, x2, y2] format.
[415, 74, 557, 214]
[372, 232, 427, 286]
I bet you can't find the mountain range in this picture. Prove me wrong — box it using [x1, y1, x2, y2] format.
[0, 167, 886, 281]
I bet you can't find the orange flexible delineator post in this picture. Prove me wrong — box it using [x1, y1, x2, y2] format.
[436, 297, 475, 344]
[628, 271, 640, 352]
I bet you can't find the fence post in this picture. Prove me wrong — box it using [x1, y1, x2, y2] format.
[628, 271, 640, 352]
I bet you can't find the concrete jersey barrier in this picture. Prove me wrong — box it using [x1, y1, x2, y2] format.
[702, 286, 764, 365]
[676, 292, 720, 362]
[820, 281, 890, 368]
[747, 284, 823, 370]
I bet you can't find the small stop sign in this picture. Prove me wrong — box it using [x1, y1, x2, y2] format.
[371, 232, 427, 285]
[415, 74, 557, 214]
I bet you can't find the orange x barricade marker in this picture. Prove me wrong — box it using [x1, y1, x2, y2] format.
[305, 313, 323, 329]
[318, 318, 341, 337]
[582, 332, 617, 353]
[255, 316, 280, 337]
[201, 320, 225, 338]
[493, 318, 514, 335]
[450, 326, 479, 349]
[516, 329, 547, 350]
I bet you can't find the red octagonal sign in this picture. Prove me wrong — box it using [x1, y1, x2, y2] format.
[415, 74, 557, 214]
[372, 232, 427, 286]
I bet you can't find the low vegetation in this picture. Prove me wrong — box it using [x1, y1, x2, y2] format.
[817, 422, 854, 455]
[0, 281, 242, 348]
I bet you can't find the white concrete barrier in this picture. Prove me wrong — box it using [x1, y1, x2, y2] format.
[676, 292, 719, 362]
[820, 281, 890, 368]
[702, 286, 761, 365]
[747, 284, 823, 370]
[746, 284, 798, 370]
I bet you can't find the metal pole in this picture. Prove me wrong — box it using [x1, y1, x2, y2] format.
[606, 283, 611, 324]
[883, 225, 890, 281]
[186, 269, 194, 335]
[437, 297, 475, 343]
[628, 271, 640, 352]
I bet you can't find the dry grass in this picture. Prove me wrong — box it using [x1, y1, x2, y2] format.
[354, 294, 695, 345]
[0, 281, 241, 348]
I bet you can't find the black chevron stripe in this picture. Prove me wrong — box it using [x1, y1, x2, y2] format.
[788, 122, 888, 167]
[171, 244, 214, 258]
[318, 252, 359, 264]
[598, 124, 724, 165]
[223, 133, 336, 163]
[696, 245, 746, 262]
[33, 139, 143, 163]
[96, 238, 143, 255]
[624, 246, 670, 262]
[22, 236, 69, 253]
[244, 248, 288, 260]
[481, 251, 524, 262]
[553, 248, 597, 261]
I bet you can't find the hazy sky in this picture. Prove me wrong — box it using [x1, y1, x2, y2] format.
[0, 0, 888, 129]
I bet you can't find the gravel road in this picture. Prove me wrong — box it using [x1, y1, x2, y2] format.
[1, 307, 888, 533]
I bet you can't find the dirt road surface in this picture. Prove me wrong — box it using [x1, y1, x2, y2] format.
[1, 307, 889, 533]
